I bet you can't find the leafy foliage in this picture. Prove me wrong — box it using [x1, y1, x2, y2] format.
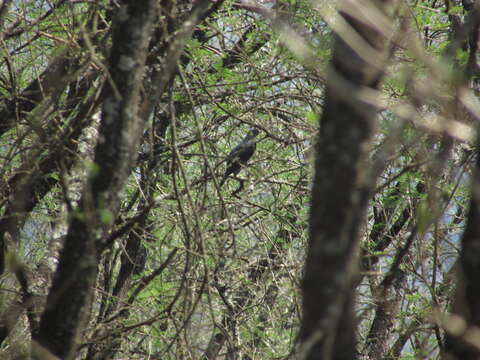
[0, 0, 479, 359]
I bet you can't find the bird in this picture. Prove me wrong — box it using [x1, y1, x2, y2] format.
[220, 128, 260, 186]
[138, 141, 166, 161]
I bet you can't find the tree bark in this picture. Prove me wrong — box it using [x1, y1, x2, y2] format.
[299, 1, 394, 359]
[444, 151, 480, 359]
[443, 3, 480, 359]
[33, 1, 157, 358]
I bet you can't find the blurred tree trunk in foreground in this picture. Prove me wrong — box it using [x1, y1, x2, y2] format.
[300, 1, 395, 359]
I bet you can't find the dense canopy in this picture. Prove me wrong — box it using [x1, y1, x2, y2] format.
[1, 1, 480, 359]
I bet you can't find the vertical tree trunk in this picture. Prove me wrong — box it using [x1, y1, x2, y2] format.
[299, 1, 394, 359]
[444, 151, 480, 359]
[33, 1, 157, 358]
[443, 3, 480, 359]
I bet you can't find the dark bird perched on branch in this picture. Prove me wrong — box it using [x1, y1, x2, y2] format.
[138, 141, 166, 162]
[220, 128, 260, 186]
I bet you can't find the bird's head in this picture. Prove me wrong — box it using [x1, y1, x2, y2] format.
[248, 128, 260, 138]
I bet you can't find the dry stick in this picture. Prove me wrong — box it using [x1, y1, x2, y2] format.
[179, 68, 239, 254]
[99, 248, 179, 325]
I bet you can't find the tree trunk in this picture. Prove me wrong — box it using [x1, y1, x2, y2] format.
[299, 1, 395, 359]
[33, 1, 157, 358]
